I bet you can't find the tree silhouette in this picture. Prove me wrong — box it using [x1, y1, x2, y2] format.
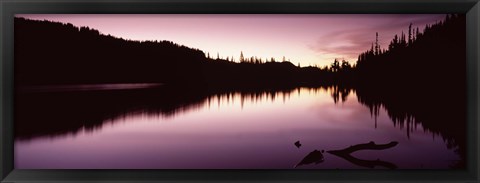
[331, 59, 340, 72]
[408, 23, 413, 45]
[375, 32, 379, 55]
[239, 51, 244, 62]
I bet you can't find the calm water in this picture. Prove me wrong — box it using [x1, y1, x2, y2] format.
[15, 86, 462, 169]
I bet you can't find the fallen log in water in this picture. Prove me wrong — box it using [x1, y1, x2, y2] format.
[328, 141, 398, 155]
[327, 141, 399, 169]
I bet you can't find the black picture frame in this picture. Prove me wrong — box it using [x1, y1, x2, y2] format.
[1, 0, 479, 182]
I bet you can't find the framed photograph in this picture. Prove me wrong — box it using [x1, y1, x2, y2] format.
[1, 0, 479, 182]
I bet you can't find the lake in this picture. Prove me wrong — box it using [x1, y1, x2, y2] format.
[14, 85, 463, 169]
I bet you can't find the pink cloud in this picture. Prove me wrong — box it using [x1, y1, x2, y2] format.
[309, 15, 445, 62]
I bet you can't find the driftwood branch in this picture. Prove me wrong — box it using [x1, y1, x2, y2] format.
[327, 141, 399, 169]
[328, 141, 398, 154]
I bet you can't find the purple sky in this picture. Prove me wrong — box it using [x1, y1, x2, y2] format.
[16, 14, 445, 67]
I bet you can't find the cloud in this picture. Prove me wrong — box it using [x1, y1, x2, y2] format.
[309, 15, 445, 63]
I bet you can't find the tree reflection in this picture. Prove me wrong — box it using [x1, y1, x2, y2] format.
[330, 84, 466, 169]
[15, 85, 314, 140]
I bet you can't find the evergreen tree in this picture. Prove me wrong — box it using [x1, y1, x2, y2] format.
[408, 23, 413, 45]
[331, 59, 340, 72]
[240, 51, 244, 62]
[375, 32, 379, 55]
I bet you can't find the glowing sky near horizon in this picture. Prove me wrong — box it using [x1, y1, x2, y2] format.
[17, 14, 445, 67]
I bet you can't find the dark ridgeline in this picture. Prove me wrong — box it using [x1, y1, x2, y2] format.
[14, 17, 206, 85]
[14, 17, 334, 88]
[14, 15, 467, 168]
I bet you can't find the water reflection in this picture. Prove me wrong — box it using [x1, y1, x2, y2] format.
[19, 83, 164, 92]
[15, 85, 320, 139]
[14, 85, 465, 169]
[353, 85, 466, 169]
